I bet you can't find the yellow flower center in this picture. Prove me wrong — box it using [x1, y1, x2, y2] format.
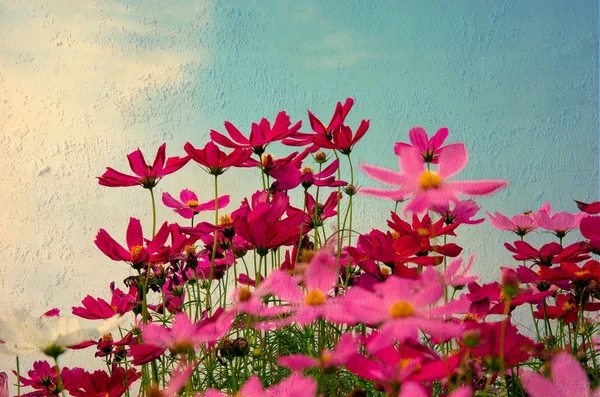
[184, 245, 197, 256]
[302, 166, 314, 175]
[186, 200, 199, 209]
[562, 301, 576, 312]
[389, 301, 415, 318]
[417, 227, 429, 237]
[398, 358, 421, 372]
[320, 351, 333, 366]
[219, 213, 233, 226]
[130, 245, 143, 260]
[418, 171, 442, 190]
[101, 333, 113, 343]
[238, 286, 252, 302]
[463, 313, 479, 322]
[262, 154, 273, 167]
[574, 270, 590, 277]
[379, 264, 392, 276]
[305, 289, 327, 306]
[390, 231, 400, 240]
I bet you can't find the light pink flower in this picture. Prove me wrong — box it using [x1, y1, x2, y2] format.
[533, 201, 586, 238]
[343, 268, 467, 351]
[394, 126, 449, 164]
[486, 211, 538, 236]
[361, 144, 507, 215]
[443, 255, 478, 288]
[520, 352, 600, 397]
[278, 333, 358, 372]
[162, 189, 230, 219]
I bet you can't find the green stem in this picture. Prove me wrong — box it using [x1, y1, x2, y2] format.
[149, 188, 156, 238]
[207, 175, 219, 314]
[53, 358, 65, 397]
[16, 356, 21, 397]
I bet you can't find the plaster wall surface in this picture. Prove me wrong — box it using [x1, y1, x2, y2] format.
[0, 0, 597, 374]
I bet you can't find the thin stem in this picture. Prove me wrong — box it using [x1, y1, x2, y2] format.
[207, 175, 219, 314]
[149, 188, 156, 238]
[16, 356, 21, 396]
[53, 358, 65, 397]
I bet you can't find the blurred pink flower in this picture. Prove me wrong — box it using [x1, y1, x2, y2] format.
[162, 189, 230, 219]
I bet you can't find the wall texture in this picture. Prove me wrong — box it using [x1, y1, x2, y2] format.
[0, 0, 597, 372]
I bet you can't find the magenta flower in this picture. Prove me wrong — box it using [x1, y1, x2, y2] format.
[520, 352, 600, 397]
[486, 211, 538, 236]
[94, 217, 170, 268]
[16, 361, 81, 397]
[70, 367, 139, 397]
[343, 268, 467, 351]
[184, 141, 252, 176]
[162, 189, 230, 219]
[581, 216, 600, 254]
[72, 283, 137, 320]
[270, 159, 347, 191]
[312, 120, 370, 155]
[394, 126, 449, 163]
[576, 200, 600, 214]
[533, 202, 585, 238]
[0, 373, 7, 397]
[210, 111, 301, 155]
[361, 144, 507, 215]
[98, 143, 189, 189]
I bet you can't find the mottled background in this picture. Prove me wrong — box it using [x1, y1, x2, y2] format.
[0, 0, 597, 373]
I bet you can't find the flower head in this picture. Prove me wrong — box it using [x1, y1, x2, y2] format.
[394, 126, 449, 163]
[162, 189, 230, 219]
[361, 144, 507, 215]
[184, 141, 252, 176]
[98, 143, 189, 189]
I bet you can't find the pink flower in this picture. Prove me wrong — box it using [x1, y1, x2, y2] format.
[70, 367, 139, 397]
[576, 200, 600, 214]
[162, 189, 230, 219]
[98, 143, 189, 188]
[433, 199, 484, 225]
[278, 333, 359, 372]
[270, 159, 347, 191]
[533, 202, 585, 238]
[94, 218, 171, 268]
[581, 216, 600, 254]
[184, 141, 252, 176]
[394, 126, 449, 163]
[486, 211, 538, 236]
[210, 111, 301, 155]
[72, 283, 138, 320]
[0, 372, 7, 397]
[520, 352, 600, 397]
[343, 268, 467, 351]
[443, 255, 478, 288]
[361, 144, 507, 215]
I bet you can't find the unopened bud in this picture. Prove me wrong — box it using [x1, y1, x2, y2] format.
[232, 338, 249, 357]
[315, 151, 327, 163]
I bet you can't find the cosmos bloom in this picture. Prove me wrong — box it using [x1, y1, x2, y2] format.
[394, 126, 449, 163]
[197, 374, 317, 397]
[533, 202, 585, 238]
[304, 191, 341, 228]
[184, 141, 252, 176]
[343, 269, 467, 351]
[433, 199, 485, 225]
[256, 247, 346, 328]
[162, 189, 230, 219]
[283, 98, 355, 148]
[443, 255, 478, 288]
[504, 241, 589, 267]
[243, 149, 312, 174]
[94, 217, 170, 268]
[270, 159, 347, 191]
[70, 367, 139, 397]
[72, 283, 138, 320]
[0, 310, 122, 358]
[520, 352, 600, 397]
[278, 333, 359, 372]
[98, 143, 189, 188]
[0, 373, 6, 397]
[486, 211, 538, 236]
[233, 191, 304, 256]
[312, 120, 370, 155]
[361, 144, 507, 215]
[210, 111, 302, 155]
[16, 361, 82, 397]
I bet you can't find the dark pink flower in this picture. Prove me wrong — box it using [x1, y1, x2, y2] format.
[433, 199, 484, 225]
[98, 143, 189, 188]
[394, 126, 449, 163]
[94, 218, 170, 268]
[16, 361, 81, 397]
[270, 159, 346, 191]
[162, 189, 230, 219]
[210, 111, 301, 155]
[72, 283, 138, 320]
[70, 367, 139, 397]
[576, 200, 600, 215]
[184, 141, 252, 176]
[580, 216, 600, 254]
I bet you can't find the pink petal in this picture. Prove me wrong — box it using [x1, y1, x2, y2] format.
[399, 382, 429, 397]
[408, 127, 429, 152]
[126, 218, 144, 248]
[520, 370, 561, 397]
[437, 142, 468, 179]
[278, 355, 319, 371]
[162, 192, 184, 209]
[551, 352, 591, 396]
[445, 180, 508, 196]
[360, 162, 404, 186]
[179, 189, 198, 204]
[360, 187, 409, 201]
[430, 127, 449, 149]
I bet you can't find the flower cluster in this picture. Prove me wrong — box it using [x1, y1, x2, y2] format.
[2, 99, 600, 397]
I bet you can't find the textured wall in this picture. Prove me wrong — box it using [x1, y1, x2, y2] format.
[0, 0, 597, 372]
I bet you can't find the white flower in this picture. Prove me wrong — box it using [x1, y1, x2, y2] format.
[0, 309, 123, 358]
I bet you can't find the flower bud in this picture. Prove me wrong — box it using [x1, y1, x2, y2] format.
[232, 338, 249, 357]
[463, 330, 480, 348]
[344, 184, 357, 196]
[315, 151, 327, 163]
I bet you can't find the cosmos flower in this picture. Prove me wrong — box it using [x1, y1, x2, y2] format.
[69, 367, 139, 397]
[0, 310, 122, 358]
[184, 141, 252, 176]
[361, 144, 507, 215]
[520, 352, 600, 397]
[98, 143, 189, 189]
[162, 189, 230, 219]
[486, 211, 538, 236]
[210, 111, 302, 155]
[533, 202, 585, 238]
[394, 126, 449, 164]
